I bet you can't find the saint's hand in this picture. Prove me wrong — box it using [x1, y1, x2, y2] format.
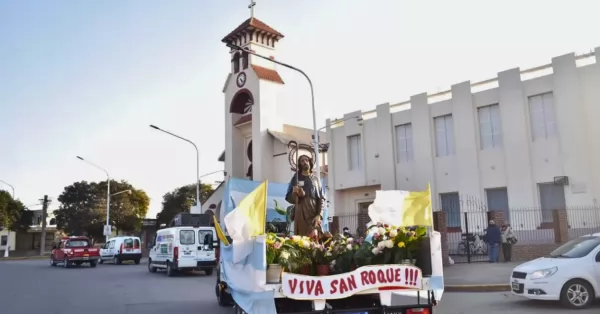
[295, 186, 305, 197]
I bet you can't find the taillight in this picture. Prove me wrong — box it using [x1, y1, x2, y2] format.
[173, 247, 179, 261]
[407, 308, 430, 314]
[120, 243, 123, 255]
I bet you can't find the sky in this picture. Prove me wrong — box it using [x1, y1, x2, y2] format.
[1, 0, 598, 218]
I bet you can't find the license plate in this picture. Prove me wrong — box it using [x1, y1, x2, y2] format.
[512, 282, 520, 291]
[83, 257, 89, 260]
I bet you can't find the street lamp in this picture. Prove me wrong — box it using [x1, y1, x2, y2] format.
[0, 179, 14, 257]
[111, 190, 131, 197]
[150, 124, 202, 213]
[226, 43, 322, 184]
[76, 156, 111, 242]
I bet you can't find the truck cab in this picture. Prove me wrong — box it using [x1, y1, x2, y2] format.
[50, 236, 100, 268]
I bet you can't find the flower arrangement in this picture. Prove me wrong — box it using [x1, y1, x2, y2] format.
[264, 224, 427, 277]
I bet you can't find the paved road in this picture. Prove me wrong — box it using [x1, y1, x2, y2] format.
[1, 259, 598, 314]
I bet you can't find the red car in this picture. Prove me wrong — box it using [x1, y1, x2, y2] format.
[50, 236, 100, 268]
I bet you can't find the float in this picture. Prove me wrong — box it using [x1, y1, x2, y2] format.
[214, 177, 444, 314]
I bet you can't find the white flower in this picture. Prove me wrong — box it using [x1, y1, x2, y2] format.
[385, 239, 394, 248]
[346, 244, 353, 250]
[371, 247, 380, 255]
[377, 241, 386, 249]
[378, 227, 386, 235]
[280, 251, 290, 260]
[347, 237, 354, 244]
[292, 235, 301, 241]
[330, 260, 336, 266]
[302, 241, 311, 248]
[389, 229, 398, 238]
[325, 251, 332, 257]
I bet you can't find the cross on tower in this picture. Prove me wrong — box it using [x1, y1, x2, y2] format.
[248, 0, 256, 18]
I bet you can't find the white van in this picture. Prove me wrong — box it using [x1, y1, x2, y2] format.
[99, 236, 142, 265]
[147, 226, 217, 276]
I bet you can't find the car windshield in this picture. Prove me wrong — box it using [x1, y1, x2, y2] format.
[67, 240, 89, 247]
[549, 236, 600, 258]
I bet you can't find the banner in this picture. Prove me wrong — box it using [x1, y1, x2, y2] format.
[220, 177, 329, 234]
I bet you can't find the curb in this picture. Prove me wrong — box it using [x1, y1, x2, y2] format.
[445, 284, 511, 292]
[0, 256, 49, 261]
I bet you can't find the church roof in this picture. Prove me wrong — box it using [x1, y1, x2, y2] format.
[252, 65, 284, 84]
[221, 17, 284, 43]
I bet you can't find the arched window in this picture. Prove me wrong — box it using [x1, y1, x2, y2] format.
[232, 52, 240, 73]
[242, 51, 249, 70]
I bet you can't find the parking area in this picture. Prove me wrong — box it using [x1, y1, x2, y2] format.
[0, 259, 598, 314]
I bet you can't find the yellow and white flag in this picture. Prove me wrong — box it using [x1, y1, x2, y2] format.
[212, 215, 230, 246]
[223, 180, 268, 242]
[368, 184, 433, 227]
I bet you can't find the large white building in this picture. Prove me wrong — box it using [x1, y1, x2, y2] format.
[327, 48, 600, 233]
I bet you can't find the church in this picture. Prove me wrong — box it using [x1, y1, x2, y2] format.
[200, 16, 330, 226]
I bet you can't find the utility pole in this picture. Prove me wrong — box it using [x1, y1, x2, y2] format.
[40, 195, 50, 256]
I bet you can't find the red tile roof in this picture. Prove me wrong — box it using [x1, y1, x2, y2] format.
[252, 65, 284, 84]
[222, 17, 284, 43]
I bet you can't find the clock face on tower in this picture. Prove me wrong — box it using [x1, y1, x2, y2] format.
[236, 72, 247, 88]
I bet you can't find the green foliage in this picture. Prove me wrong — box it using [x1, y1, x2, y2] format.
[0, 190, 28, 232]
[155, 182, 214, 227]
[54, 180, 150, 239]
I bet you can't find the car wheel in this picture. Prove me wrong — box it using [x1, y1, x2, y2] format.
[134, 259, 141, 265]
[217, 283, 232, 307]
[560, 279, 595, 309]
[205, 268, 213, 276]
[99, 257, 103, 264]
[50, 256, 57, 267]
[113, 255, 122, 265]
[90, 260, 97, 268]
[63, 257, 70, 268]
[148, 259, 157, 273]
[166, 262, 175, 277]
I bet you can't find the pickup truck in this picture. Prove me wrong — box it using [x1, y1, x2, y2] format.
[50, 236, 100, 268]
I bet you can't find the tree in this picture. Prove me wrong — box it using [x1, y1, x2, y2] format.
[54, 181, 105, 239]
[0, 190, 29, 232]
[54, 180, 150, 240]
[96, 180, 150, 235]
[156, 183, 214, 227]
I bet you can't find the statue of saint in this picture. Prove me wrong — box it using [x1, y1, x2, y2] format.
[285, 155, 325, 239]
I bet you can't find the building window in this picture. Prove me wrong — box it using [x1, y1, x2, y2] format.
[347, 134, 362, 170]
[1, 235, 7, 246]
[232, 52, 240, 73]
[242, 51, 249, 70]
[538, 183, 566, 223]
[440, 192, 461, 229]
[528, 92, 557, 141]
[434, 114, 455, 157]
[478, 104, 502, 149]
[485, 187, 509, 222]
[395, 123, 414, 163]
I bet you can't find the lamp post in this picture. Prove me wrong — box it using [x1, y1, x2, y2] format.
[226, 43, 321, 183]
[0, 180, 15, 257]
[150, 125, 202, 213]
[77, 156, 111, 242]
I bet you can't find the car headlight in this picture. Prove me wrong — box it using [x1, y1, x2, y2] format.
[530, 267, 558, 279]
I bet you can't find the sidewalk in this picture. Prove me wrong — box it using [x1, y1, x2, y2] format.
[444, 261, 520, 292]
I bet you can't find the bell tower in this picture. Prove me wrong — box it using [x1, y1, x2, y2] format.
[222, 11, 286, 182]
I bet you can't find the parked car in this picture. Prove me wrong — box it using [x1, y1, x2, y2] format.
[510, 233, 600, 309]
[99, 236, 143, 265]
[50, 236, 100, 268]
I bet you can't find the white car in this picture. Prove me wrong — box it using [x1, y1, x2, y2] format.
[510, 233, 600, 309]
[99, 236, 143, 265]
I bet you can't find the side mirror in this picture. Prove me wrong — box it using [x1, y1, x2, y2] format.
[204, 234, 214, 250]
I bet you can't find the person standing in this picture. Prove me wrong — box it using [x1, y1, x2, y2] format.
[501, 224, 516, 262]
[485, 220, 502, 263]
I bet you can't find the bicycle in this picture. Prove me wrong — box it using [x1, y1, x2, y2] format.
[457, 233, 488, 255]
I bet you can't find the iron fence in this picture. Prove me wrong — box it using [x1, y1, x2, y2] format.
[332, 201, 600, 264]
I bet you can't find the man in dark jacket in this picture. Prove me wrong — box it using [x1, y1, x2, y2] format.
[485, 220, 502, 263]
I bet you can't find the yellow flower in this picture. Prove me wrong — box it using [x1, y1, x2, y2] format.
[397, 241, 406, 248]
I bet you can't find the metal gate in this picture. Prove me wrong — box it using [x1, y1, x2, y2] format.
[443, 194, 491, 263]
